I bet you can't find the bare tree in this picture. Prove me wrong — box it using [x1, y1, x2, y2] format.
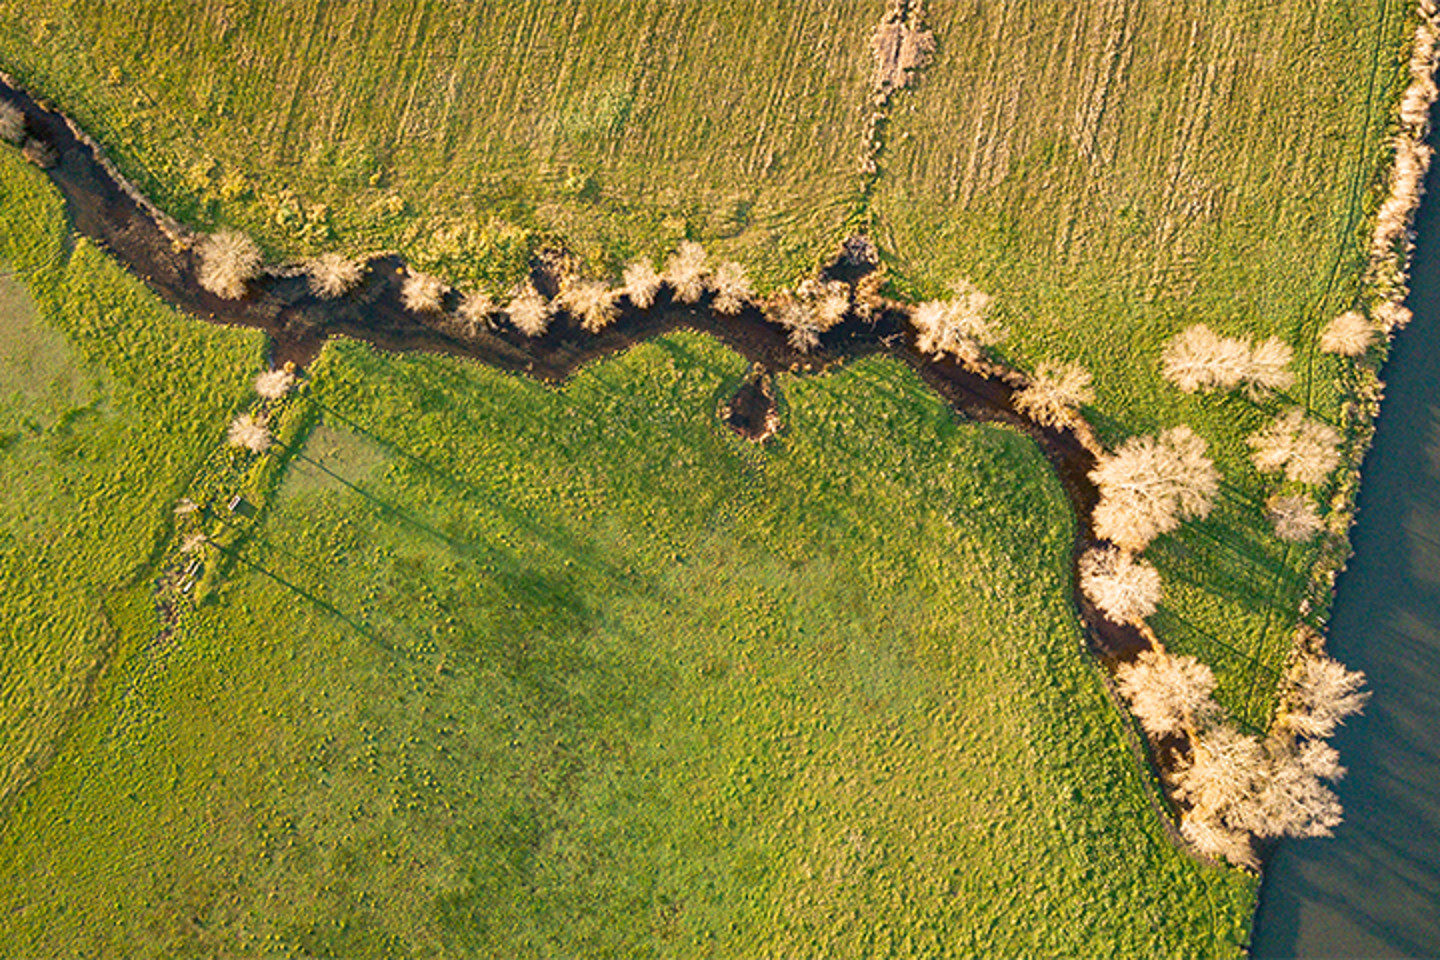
[1162, 325, 1294, 397]
[254, 367, 294, 400]
[1248, 408, 1341, 485]
[1079, 546, 1162, 624]
[1374, 301, 1413, 333]
[506, 282, 552, 337]
[622, 258, 663, 309]
[1319, 310, 1376, 357]
[712, 261, 754, 315]
[401, 270, 447, 314]
[227, 412, 271, 453]
[1279, 655, 1369, 739]
[1161, 324, 1251, 393]
[457, 292, 497, 334]
[1173, 723, 1266, 821]
[558, 279, 619, 333]
[664, 240, 710, 303]
[0, 101, 24, 144]
[1232, 743, 1344, 840]
[1114, 650, 1217, 739]
[180, 532, 209, 555]
[910, 280, 1002, 363]
[1090, 425, 1219, 551]
[1267, 494, 1324, 543]
[306, 253, 364, 299]
[1014, 361, 1094, 427]
[1181, 814, 1259, 868]
[198, 229, 263, 300]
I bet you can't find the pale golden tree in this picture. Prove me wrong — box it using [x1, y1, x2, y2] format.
[457, 292, 497, 334]
[1374, 301, 1413, 333]
[664, 240, 710, 303]
[1319, 311, 1375, 357]
[1014, 361, 1094, 427]
[198, 229, 263, 300]
[227, 412, 271, 453]
[1267, 494, 1324, 543]
[1079, 546, 1162, 624]
[1248, 408, 1341, 485]
[910, 280, 1002, 363]
[1242, 337, 1296, 399]
[401, 270, 447, 314]
[306, 253, 364, 299]
[1114, 650, 1217, 738]
[1161, 324, 1250, 393]
[1090, 426, 1219, 551]
[558, 279, 619, 333]
[253, 367, 294, 400]
[1279, 656, 1369, 739]
[622, 258, 663, 309]
[506, 282, 552, 337]
[711, 261, 754, 315]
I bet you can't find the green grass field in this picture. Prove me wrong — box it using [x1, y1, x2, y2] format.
[0, 315, 1257, 955]
[0, 0, 1420, 954]
[0, 152, 260, 816]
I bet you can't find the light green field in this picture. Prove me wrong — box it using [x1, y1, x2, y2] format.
[0, 319, 1256, 955]
[0, 152, 260, 816]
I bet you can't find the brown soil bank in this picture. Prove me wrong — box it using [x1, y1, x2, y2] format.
[0, 74, 1162, 767]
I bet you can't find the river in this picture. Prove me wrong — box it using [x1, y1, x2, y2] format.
[1251, 144, 1440, 957]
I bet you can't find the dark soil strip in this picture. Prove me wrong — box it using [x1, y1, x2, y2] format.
[1, 74, 1180, 814]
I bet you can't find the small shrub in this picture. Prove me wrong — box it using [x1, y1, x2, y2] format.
[401, 270, 447, 314]
[227, 412, 271, 453]
[1373, 301, 1413, 333]
[711, 261, 753, 315]
[253, 367, 295, 400]
[20, 138, 56, 168]
[307, 253, 364, 299]
[506, 282, 552, 337]
[664, 240, 710, 303]
[0, 101, 24, 144]
[197, 229, 263, 300]
[1014, 361, 1094, 427]
[1079, 546, 1162, 624]
[622, 258, 663, 309]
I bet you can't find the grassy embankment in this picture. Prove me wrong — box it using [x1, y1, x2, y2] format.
[0, 151, 260, 815]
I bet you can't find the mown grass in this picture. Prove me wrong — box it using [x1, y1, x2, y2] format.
[0, 330, 1256, 956]
[0, 0, 875, 292]
[0, 151, 260, 813]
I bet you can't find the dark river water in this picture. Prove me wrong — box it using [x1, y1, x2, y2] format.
[1251, 172, 1440, 956]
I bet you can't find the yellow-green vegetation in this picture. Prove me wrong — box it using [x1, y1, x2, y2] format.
[0, 152, 260, 813]
[0, 0, 876, 292]
[0, 330, 1256, 956]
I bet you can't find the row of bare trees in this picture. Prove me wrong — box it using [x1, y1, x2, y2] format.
[1115, 647, 1367, 867]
